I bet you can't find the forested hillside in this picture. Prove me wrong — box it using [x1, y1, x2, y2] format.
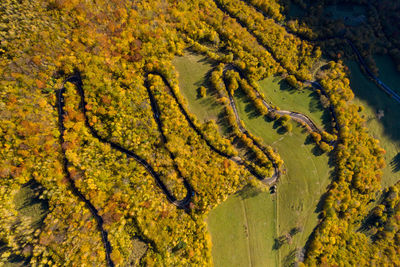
[1, 0, 399, 266]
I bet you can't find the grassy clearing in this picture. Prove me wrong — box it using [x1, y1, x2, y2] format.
[234, 89, 332, 265]
[176, 54, 332, 266]
[175, 53, 279, 266]
[207, 186, 277, 267]
[346, 60, 400, 187]
[13, 180, 48, 229]
[172, 53, 222, 124]
[258, 76, 332, 132]
[4, 181, 50, 266]
[207, 89, 332, 266]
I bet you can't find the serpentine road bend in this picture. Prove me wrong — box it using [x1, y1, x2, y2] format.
[60, 74, 193, 209]
[226, 87, 280, 184]
[210, 0, 340, 137]
[221, 68, 281, 183]
[57, 73, 199, 267]
[53, 7, 395, 265]
[225, 65, 339, 143]
[147, 71, 280, 184]
[57, 77, 114, 267]
[213, 0, 400, 139]
[144, 74, 195, 207]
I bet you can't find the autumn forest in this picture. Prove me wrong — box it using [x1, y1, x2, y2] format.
[1, 0, 400, 266]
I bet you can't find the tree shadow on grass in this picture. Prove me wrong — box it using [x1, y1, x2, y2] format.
[304, 134, 315, 145]
[303, 132, 324, 156]
[198, 93, 223, 111]
[197, 55, 216, 66]
[277, 126, 288, 135]
[327, 150, 337, 168]
[347, 60, 400, 146]
[196, 68, 220, 104]
[272, 120, 281, 130]
[262, 115, 287, 133]
[235, 184, 263, 200]
[390, 152, 400, 173]
[308, 91, 334, 133]
[278, 79, 296, 94]
[321, 109, 334, 133]
[217, 111, 233, 136]
[314, 191, 330, 214]
[311, 146, 324, 156]
[308, 92, 324, 113]
[234, 89, 261, 119]
[263, 114, 275, 123]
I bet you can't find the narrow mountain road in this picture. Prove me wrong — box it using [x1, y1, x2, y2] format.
[57, 77, 115, 267]
[225, 65, 338, 143]
[346, 39, 400, 104]
[222, 68, 281, 184]
[239, 0, 400, 105]
[213, 0, 339, 138]
[57, 72, 204, 265]
[211, 1, 339, 138]
[59, 74, 193, 209]
[51, 3, 400, 266]
[144, 74, 195, 207]
[147, 71, 280, 184]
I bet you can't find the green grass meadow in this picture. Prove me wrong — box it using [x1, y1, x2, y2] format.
[173, 53, 222, 123]
[207, 186, 277, 267]
[234, 90, 332, 265]
[174, 54, 333, 266]
[258, 76, 331, 132]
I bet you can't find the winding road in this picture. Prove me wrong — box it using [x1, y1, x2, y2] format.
[214, 0, 399, 139]
[147, 71, 277, 183]
[224, 65, 338, 146]
[222, 67, 281, 184]
[57, 73, 202, 266]
[144, 74, 195, 207]
[59, 74, 193, 208]
[212, 0, 339, 138]
[236, 0, 400, 105]
[52, 2, 399, 267]
[346, 39, 400, 104]
[57, 76, 115, 267]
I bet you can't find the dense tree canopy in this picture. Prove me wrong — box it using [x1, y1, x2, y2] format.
[0, 0, 398, 266]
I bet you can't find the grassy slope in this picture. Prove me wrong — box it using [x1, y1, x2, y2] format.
[207, 187, 277, 267]
[13, 181, 48, 229]
[172, 53, 221, 123]
[174, 54, 332, 266]
[173, 54, 278, 266]
[347, 60, 400, 187]
[234, 90, 332, 265]
[258, 76, 330, 131]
